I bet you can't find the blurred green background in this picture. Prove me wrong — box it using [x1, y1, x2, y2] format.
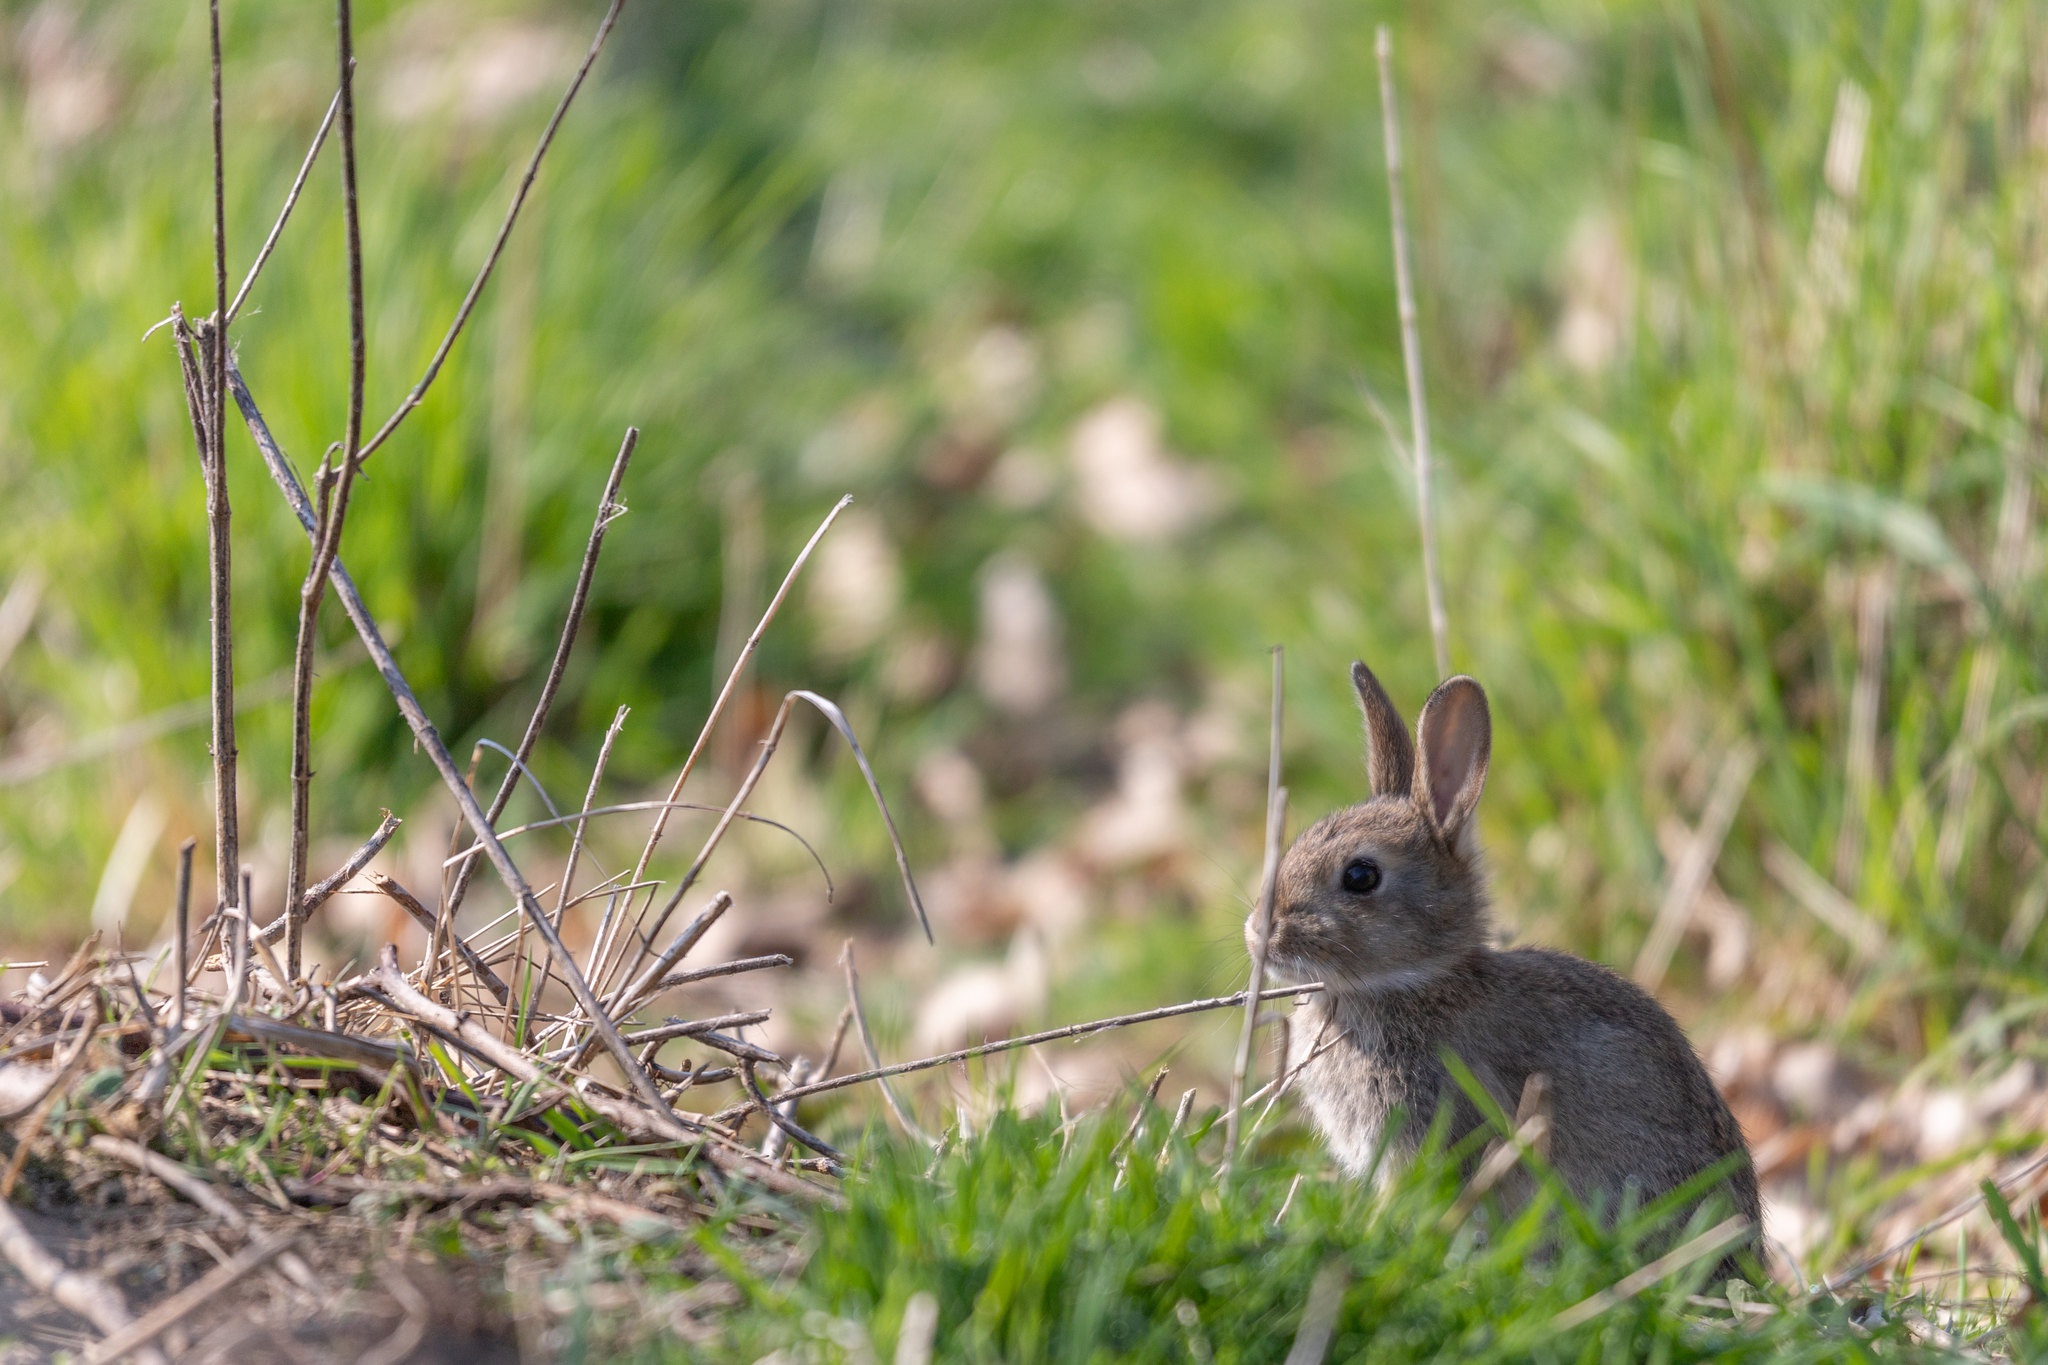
[2, 0, 2045, 1128]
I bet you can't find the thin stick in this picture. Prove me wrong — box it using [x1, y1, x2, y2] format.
[841, 940, 933, 1144]
[552, 1010, 773, 1062]
[252, 810, 401, 946]
[365, 871, 511, 1004]
[226, 87, 341, 324]
[604, 687, 928, 1011]
[362, 945, 670, 1131]
[1282, 1262, 1346, 1364]
[1226, 646, 1286, 1171]
[445, 800, 829, 888]
[354, 0, 626, 464]
[525, 706, 631, 1040]
[1375, 26, 1449, 679]
[1112, 1067, 1170, 1163]
[446, 430, 638, 921]
[1247, 1019, 1340, 1139]
[87, 1135, 243, 1227]
[202, 0, 239, 919]
[818, 1003, 854, 1082]
[639, 952, 794, 996]
[224, 899, 250, 1014]
[1274, 1174, 1306, 1228]
[741, 1060, 847, 1170]
[228, 364, 680, 1129]
[1822, 1146, 2048, 1292]
[1634, 739, 1758, 991]
[754, 983, 1324, 1111]
[1551, 1216, 1752, 1331]
[599, 891, 733, 1022]
[80, 1233, 292, 1365]
[283, 0, 368, 978]
[223, 1012, 419, 1080]
[357, 963, 821, 1199]
[556, 706, 630, 926]
[1161, 1087, 1197, 1156]
[626, 496, 853, 891]
[0, 1197, 163, 1365]
[172, 838, 194, 1034]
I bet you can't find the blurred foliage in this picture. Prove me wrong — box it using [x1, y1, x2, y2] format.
[0, 0, 2045, 1066]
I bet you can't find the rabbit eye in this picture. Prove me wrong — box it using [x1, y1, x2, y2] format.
[1340, 858, 1382, 896]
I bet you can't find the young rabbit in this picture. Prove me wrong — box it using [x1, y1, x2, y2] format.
[1253, 661, 1760, 1275]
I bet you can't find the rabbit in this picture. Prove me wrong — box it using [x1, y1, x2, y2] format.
[1250, 661, 1761, 1278]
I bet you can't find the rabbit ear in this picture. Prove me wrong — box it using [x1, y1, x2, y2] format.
[1412, 676, 1490, 843]
[1351, 661, 1414, 799]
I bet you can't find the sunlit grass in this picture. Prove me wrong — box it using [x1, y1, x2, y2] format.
[657, 1105, 2028, 1363]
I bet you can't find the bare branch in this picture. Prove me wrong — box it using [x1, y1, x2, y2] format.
[599, 891, 732, 1022]
[641, 951, 793, 995]
[171, 838, 194, 1035]
[227, 86, 341, 324]
[841, 939, 932, 1144]
[355, 0, 627, 464]
[1376, 27, 1450, 679]
[627, 495, 851, 887]
[446, 429, 638, 920]
[364, 871, 510, 1004]
[606, 688, 927, 1004]
[557, 706, 629, 926]
[755, 983, 1325, 1112]
[283, 0, 368, 977]
[227, 362, 681, 1135]
[0, 1196, 161, 1365]
[252, 809, 400, 945]
[741, 1059, 846, 1171]
[1225, 645, 1286, 1172]
[443, 800, 830, 896]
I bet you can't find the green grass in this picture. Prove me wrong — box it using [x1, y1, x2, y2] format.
[641, 1107, 2025, 1362]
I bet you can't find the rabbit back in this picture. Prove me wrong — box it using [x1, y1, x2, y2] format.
[1293, 946, 1759, 1234]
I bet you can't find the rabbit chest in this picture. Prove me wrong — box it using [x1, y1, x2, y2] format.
[1291, 990, 1496, 1181]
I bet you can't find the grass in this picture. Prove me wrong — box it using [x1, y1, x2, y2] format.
[671, 1106, 2027, 1363]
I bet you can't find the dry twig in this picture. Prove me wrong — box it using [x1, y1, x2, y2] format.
[364, 871, 511, 1004]
[1225, 646, 1286, 1171]
[1552, 1217, 1753, 1331]
[747, 983, 1323, 1113]
[227, 367, 683, 1146]
[447, 430, 638, 921]
[0, 1196, 163, 1365]
[281, 0, 368, 978]
[627, 496, 852, 896]
[840, 939, 933, 1145]
[1375, 26, 1449, 679]
[252, 810, 400, 946]
[355, 0, 626, 463]
[226, 87, 341, 324]
[80, 1232, 293, 1365]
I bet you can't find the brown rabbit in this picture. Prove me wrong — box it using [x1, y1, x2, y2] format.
[1253, 662, 1760, 1277]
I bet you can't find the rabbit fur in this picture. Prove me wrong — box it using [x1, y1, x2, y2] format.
[1252, 661, 1760, 1276]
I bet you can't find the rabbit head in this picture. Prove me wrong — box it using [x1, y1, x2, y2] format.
[1255, 662, 1493, 992]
